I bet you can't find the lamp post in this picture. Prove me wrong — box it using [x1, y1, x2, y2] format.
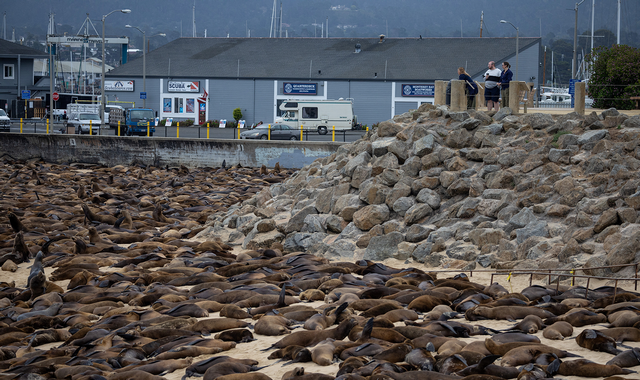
[126, 26, 165, 109]
[500, 20, 519, 81]
[101, 8, 131, 129]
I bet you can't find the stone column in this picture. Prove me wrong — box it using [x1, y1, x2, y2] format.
[508, 81, 522, 114]
[434, 81, 446, 106]
[574, 82, 586, 115]
[450, 80, 465, 112]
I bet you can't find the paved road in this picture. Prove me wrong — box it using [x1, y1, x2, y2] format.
[5, 121, 366, 143]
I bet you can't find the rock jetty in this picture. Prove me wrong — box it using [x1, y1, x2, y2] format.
[202, 105, 640, 278]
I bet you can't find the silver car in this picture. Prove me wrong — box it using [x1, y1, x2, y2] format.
[240, 123, 298, 140]
[0, 109, 10, 132]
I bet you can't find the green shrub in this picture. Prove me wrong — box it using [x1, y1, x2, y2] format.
[587, 45, 640, 110]
[552, 131, 572, 143]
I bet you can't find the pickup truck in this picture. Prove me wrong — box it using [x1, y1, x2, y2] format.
[66, 112, 101, 134]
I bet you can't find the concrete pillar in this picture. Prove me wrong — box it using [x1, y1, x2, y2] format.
[508, 81, 522, 114]
[434, 81, 446, 106]
[574, 81, 586, 115]
[450, 80, 465, 112]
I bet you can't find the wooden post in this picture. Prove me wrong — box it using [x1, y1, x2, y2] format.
[450, 80, 465, 112]
[434, 81, 446, 106]
[508, 81, 521, 114]
[574, 81, 586, 115]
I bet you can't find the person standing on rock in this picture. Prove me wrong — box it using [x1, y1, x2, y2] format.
[484, 61, 501, 111]
[498, 61, 513, 108]
[458, 67, 477, 110]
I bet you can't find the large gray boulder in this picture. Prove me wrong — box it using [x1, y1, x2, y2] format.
[364, 231, 404, 260]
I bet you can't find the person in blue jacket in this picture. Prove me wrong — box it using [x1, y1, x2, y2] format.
[499, 61, 513, 108]
[458, 67, 477, 110]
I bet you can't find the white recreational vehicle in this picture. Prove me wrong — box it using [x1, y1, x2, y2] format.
[276, 98, 359, 135]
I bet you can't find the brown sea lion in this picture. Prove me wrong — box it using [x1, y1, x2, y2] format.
[184, 356, 258, 378]
[467, 306, 554, 321]
[214, 329, 255, 343]
[576, 329, 621, 355]
[266, 318, 357, 349]
[544, 309, 607, 327]
[542, 321, 573, 340]
[511, 315, 545, 334]
[190, 318, 249, 334]
[311, 338, 337, 366]
[500, 345, 579, 367]
[551, 359, 634, 377]
[254, 315, 292, 336]
[606, 348, 640, 368]
[600, 327, 640, 343]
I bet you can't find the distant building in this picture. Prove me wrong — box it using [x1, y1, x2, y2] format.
[0, 39, 48, 115]
[106, 37, 541, 126]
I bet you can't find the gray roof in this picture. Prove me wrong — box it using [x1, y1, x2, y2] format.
[109, 37, 540, 82]
[0, 39, 48, 58]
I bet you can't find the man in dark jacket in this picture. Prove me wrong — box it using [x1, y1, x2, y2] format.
[499, 62, 513, 108]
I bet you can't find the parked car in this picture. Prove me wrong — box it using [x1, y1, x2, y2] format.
[240, 123, 298, 140]
[67, 112, 101, 134]
[0, 109, 10, 132]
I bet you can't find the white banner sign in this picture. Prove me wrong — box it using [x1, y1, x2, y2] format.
[168, 81, 200, 92]
[104, 80, 134, 92]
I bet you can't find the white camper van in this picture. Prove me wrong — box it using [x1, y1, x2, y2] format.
[276, 98, 359, 135]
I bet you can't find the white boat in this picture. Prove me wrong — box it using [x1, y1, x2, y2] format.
[539, 86, 593, 106]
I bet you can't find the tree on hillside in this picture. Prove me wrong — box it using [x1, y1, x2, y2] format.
[587, 45, 640, 109]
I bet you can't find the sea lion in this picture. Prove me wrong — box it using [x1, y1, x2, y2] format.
[542, 321, 573, 340]
[551, 359, 634, 377]
[184, 356, 258, 378]
[190, 318, 249, 334]
[27, 251, 47, 300]
[544, 309, 607, 327]
[304, 302, 348, 330]
[266, 318, 357, 350]
[511, 315, 545, 334]
[214, 329, 255, 343]
[600, 327, 640, 343]
[311, 338, 337, 366]
[254, 314, 292, 336]
[215, 374, 272, 380]
[576, 329, 621, 355]
[405, 343, 436, 371]
[373, 343, 413, 363]
[467, 306, 554, 321]
[500, 345, 579, 367]
[281, 367, 334, 380]
[606, 348, 640, 368]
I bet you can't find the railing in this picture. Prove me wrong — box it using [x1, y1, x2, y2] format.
[1, 119, 367, 142]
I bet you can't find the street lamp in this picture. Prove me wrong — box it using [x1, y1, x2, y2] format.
[126, 25, 165, 109]
[500, 20, 519, 82]
[101, 8, 131, 129]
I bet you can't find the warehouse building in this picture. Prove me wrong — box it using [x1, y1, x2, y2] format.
[106, 36, 541, 126]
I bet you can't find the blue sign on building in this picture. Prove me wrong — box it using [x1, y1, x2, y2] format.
[21, 90, 31, 100]
[402, 84, 435, 97]
[283, 82, 317, 95]
[140, 92, 147, 100]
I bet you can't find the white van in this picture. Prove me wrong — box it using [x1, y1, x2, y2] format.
[276, 98, 359, 135]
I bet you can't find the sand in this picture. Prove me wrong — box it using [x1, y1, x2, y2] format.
[4, 252, 640, 380]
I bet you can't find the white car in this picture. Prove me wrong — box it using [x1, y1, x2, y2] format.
[0, 109, 10, 132]
[67, 112, 101, 134]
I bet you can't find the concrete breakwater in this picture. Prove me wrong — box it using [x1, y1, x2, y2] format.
[0, 133, 343, 168]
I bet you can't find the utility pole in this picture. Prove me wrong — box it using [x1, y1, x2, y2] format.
[192, 1, 196, 37]
[543, 46, 547, 86]
[480, 11, 483, 37]
[591, 0, 595, 51]
[617, 0, 621, 44]
[572, 0, 586, 80]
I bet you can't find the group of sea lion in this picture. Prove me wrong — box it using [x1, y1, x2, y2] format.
[1, 158, 640, 380]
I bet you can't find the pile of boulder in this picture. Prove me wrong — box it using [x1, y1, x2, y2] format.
[199, 104, 640, 278]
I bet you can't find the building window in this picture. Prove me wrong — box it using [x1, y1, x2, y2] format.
[3, 64, 14, 79]
[174, 98, 183, 113]
[186, 98, 194, 113]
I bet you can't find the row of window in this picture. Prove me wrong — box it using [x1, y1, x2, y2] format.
[163, 97, 197, 114]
